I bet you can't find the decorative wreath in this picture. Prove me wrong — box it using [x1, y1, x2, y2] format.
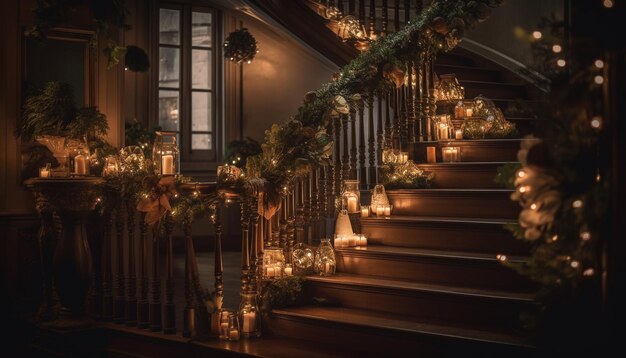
[224, 28, 258, 64]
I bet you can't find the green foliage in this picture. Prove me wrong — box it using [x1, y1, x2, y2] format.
[125, 119, 161, 158]
[379, 163, 434, 189]
[223, 137, 262, 168]
[124, 45, 150, 72]
[494, 162, 522, 189]
[17, 81, 108, 141]
[260, 276, 304, 313]
[224, 28, 258, 64]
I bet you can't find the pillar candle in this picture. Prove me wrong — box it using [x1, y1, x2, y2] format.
[442, 147, 460, 162]
[361, 206, 370, 218]
[284, 266, 292, 276]
[465, 108, 474, 118]
[347, 196, 359, 212]
[439, 125, 449, 140]
[162, 154, 174, 175]
[220, 322, 229, 337]
[455, 129, 463, 140]
[376, 206, 384, 216]
[454, 104, 465, 118]
[384, 205, 392, 216]
[74, 154, 87, 175]
[242, 312, 256, 333]
[358, 235, 368, 246]
[426, 146, 436, 163]
[349, 235, 357, 247]
[229, 329, 240, 340]
[39, 168, 50, 178]
[324, 262, 330, 273]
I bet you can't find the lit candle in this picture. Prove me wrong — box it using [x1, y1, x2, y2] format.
[439, 124, 449, 140]
[358, 235, 368, 246]
[455, 129, 463, 140]
[39, 168, 50, 178]
[384, 205, 392, 216]
[266, 266, 275, 278]
[284, 266, 293, 276]
[398, 152, 408, 164]
[465, 108, 474, 118]
[426, 146, 437, 163]
[361, 206, 370, 218]
[347, 196, 359, 213]
[220, 322, 229, 337]
[162, 154, 174, 175]
[74, 154, 87, 175]
[325, 262, 331, 273]
[242, 312, 256, 333]
[454, 103, 465, 118]
[349, 235, 357, 247]
[442, 147, 460, 162]
[229, 328, 240, 340]
[376, 206, 384, 216]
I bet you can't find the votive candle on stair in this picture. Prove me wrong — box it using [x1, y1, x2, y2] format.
[375, 206, 384, 216]
[442, 147, 460, 162]
[361, 206, 370, 218]
[383, 205, 392, 217]
[426, 146, 437, 163]
[455, 129, 463, 140]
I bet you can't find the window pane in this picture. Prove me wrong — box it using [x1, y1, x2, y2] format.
[159, 47, 180, 88]
[158, 90, 179, 131]
[192, 92, 212, 131]
[192, 12, 212, 47]
[192, 49, 211, 89]
[192, 134, 211, 150]
[159, 9, 180, 45]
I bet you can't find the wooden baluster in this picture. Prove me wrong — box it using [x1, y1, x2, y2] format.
[394, 0, 400, 32]
[308, 170, 317, 244]
[338, 0, 344, 13]
[348, 0, 355, 15]
[287, 186, 295, 257]
[295, 178, 306, 244]
[137, 212, 149, 328]
[369, 0, 376, 39]
[303, 173, 311, 245]
[417, 53, 425, 142]
[211, 206, 224, 315]
[240, 196, 251, 295]
[394, 87, 403, 150]
[350, 106, 358, 180]
[358, 0, 365, 23]
[368, 93, 376, 187]
[415, 0, 423, 16]
[125, 200, 137, 326]
[114, 206, 125, 324]
[382, 0, 388, 37]
[377, 93, 384, 181]
[425, 53, 436, 141]
[407, 61, 417, 144]
[280, 192, 288, 249]
[342, 114, 351, 180]
[358, 99, 367, 186]
[385, 91, 393, 149]
[333, 116, 342, 210]
[163, 213, 176, 334]
[101, 208, 113, 321]
[183, 217, 195, 338]
[149, 217, 162, 332]
[399, 79, 407, 148]
[249, 194, 260, 293]
[405, 0, 411, 22]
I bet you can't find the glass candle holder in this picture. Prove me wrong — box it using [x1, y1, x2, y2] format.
[342, 180, 360, 213]
[435, 74, 465, 103]
[314, 238, 336, 276]
[442, 147, 461, 162]
[39, 163, 51, 178]
[217, 309, 231, 340]
[292, 243, 314, 275]
[356, 234, 368, 246]
[263, 248, 285, 279]
[153, 131, 179, 176]
[361, 206, 370, 218]
[102, 155, 120, 177]
[284, 264, 293, 276]
[227, 312, 241, 341]
[370, 184, 389, 214]
[239, 293, 261, 338]
[68, 141, 90, 176]
[119, 146, 145, 172]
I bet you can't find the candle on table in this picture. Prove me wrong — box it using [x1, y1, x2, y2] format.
[242, 312, 256, 333]
[40, 168, 50, 178]
[465, 108, 473, 118]
[426, 146, 437, 163]
[399, 152, 408, 164]
[455, 129, 463, 140]
[220, 322, 229, 338]
[347, 196, 359, 212]
[454, 104, 465, 118]
[162, 154, 174, 175]
[384, 205, 392, 216]
[74, 154, 87, 175]
[229, 329, 240, 340]
[361, 206, 370, 218]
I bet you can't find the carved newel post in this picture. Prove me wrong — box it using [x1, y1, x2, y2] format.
[25, 177, 105, 319]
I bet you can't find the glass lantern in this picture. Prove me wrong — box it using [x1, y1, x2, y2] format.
[153, 131, 179, 176]
[262, 248, 285, 279]
[342, 180, 360, 214]
[435, 74, 465, 103]
[227, 311, 241, 341]
[67, 139, 90, 176]
[216, 309, 231, 340]
[120, 146, 145, 172]
[370, 184, 389, 213]
[239, 293, 261, 338]
[315, 239, 336, 276]
[292, 243, 314, 275]
[217, 164, 242, 182]
[102, 155, 120, 177]
[36, 135, 69, 177]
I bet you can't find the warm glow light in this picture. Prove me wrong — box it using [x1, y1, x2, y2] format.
[572, 200, 583, 208]
[556, 59, 567, 67]
[552, 44, 562, 53]
[193, 190, 200, 197]
[551, 235, 559, 242]
[580, 232, 591, 241]
[591, 116, 602, 129]
[519, 186, 529, 193]
[517, 170, 526, 178]
[603, 0, 614, 8]
[496, 254, 507, 262]
[532, 31, 543, 39]
[594, 75, 605, 85]
[583, 268, 595, 276]
[571, 261, 580, 268]
[530, 203, 538, 210]
[594, 59, 605, 69]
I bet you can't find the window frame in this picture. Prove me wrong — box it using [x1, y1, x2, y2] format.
[156, 2, 223, 171]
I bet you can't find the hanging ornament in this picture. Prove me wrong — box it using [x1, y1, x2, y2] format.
[224, 28, 258, 64]
[382, 63, 406, 88]
[431, 17, 450, 35]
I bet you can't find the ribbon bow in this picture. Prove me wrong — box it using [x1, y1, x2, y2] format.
[137, 176, 177, 225]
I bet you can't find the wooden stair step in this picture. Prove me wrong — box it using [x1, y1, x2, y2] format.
[460, 80, 528, 99]
[416, 161, 514, 189]
[434, 64, 503, 82]
[437, 52, 476, 67]
[386, 188, 518, 219]
[336, 245, 536, 292]
[412, 139, 522, 163]
[303, 273, 535, 332]
[361, 216, 528, 255]
[269, 306, 533, 355]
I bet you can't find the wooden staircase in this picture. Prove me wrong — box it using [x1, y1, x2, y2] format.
[266, 138, 539, 355]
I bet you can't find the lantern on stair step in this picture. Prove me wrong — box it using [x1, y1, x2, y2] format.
[314, 238, 336, 276]
[342, 180, 361, 213]
[238, 292, 261, 338]
[153, 131, 180, 176]
[370, 184, 389, 214]
[434, 73, 465, 103]
[292, 243, 314, 275]
[262, 248, 285, 279]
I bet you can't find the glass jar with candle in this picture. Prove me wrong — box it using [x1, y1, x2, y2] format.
[39, 163, 51, 178]
[36, 135, 69, 177]
[67, 140, 90, 176]
[435, 74, 465, 103]
[217, 309, 231, 340]
[341, 180, 360, 214]
[153, 131, 179, 176]
[262, 248, 285, 280]
[227, 311, 241, 341]
[238, 293, 261, 338]
[370, 184, 389, 214]
[292, 243, 314, 275]
[102, 155, 120, 177]
[314, 239, 336, 276]
[442, 147, 461, 162]
[119, 146, 145, 172]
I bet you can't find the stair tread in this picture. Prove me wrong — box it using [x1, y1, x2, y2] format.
[362, 215, 515, 225]
[387, 188, 513, 193]
[306, 273, 535, 302]
[337, 244, 528, 263]
[272, 306, 532, 348]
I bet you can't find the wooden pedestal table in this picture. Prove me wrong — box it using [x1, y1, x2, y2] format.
[25, 177, 105, 327]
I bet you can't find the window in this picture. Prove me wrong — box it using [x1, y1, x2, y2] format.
[158, 4, 219, 165]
